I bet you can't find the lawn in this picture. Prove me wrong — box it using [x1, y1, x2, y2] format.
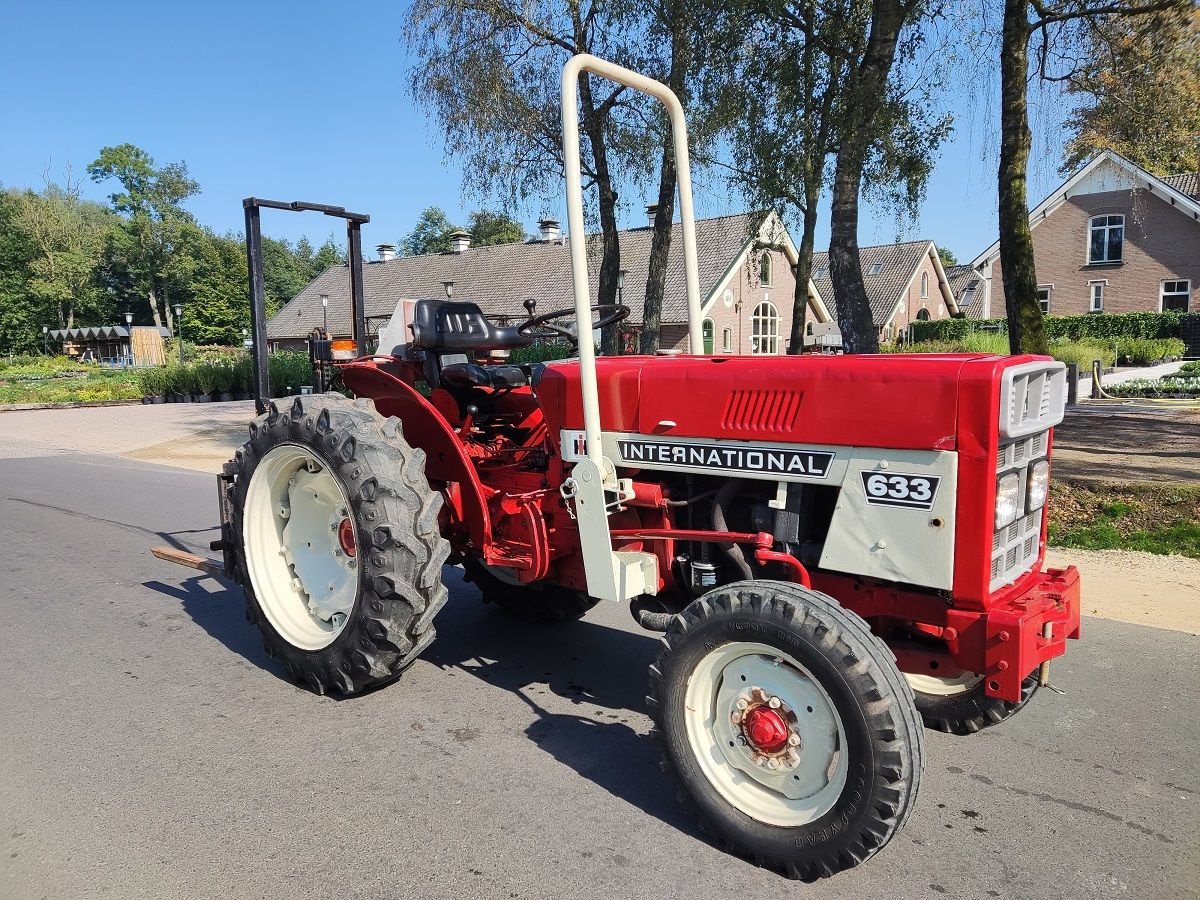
[1048, 480, 1200, 559]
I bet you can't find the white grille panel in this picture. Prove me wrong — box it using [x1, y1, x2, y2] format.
[991, 431, 1051, 591]
[999, 361, 1067, 439]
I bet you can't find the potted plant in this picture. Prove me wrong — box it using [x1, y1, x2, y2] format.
[214, 361, 237, 402]
[192, 362, 215, 403]
[137, 367, 168, 404]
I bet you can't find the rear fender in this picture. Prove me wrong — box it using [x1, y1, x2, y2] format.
[339, 362, 491, 550]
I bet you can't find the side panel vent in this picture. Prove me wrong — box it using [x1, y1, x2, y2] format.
[721, 390, 802, 434]
[999, 360, 1067, 439]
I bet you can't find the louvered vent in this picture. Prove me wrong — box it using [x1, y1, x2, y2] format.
[721, 390, 802, 434]
[999, 361, 1067, 438]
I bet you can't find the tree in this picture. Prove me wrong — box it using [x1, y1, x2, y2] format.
[1061, 9, 1200, 176]
[0, 187, 39, 352]
[404, 0, 640, 354]
[312, 237, 346, 272]
[997, 0, 1186, 356]
[937, 246, 958, 267]
[10, 171, 115, 330]
[401, 207, 457, 256]
[88, 143, 200, 333]
[467, 210, 526, 246]
[828, 0, 950, 354]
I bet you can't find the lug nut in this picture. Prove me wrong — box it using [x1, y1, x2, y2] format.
[767, 758, 779, 770]
[736, 735, 747, 746]
[788, 734, 801, 747]
[768, 697, 781, 709]
[736, 698, 749, 710]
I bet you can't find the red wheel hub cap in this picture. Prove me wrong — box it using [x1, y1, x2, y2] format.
[742, 705, 789, 753]
[337, 518, 357, 557]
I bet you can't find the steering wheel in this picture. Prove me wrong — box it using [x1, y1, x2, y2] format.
[518, 303, 630, 344]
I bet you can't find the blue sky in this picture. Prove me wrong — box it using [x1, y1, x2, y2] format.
[1, 1, 1074, 265]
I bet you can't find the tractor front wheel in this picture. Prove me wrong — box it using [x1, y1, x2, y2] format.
[230, 394, 449, 695]
[649, 582, 924, 880]
[908, 672, 1039, 735]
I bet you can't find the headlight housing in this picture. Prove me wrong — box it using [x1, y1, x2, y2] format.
[995, 472, 1021, 529]
[1027, 458, 1050, 511]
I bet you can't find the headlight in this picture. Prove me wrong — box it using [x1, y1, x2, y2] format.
[995, 472, 1020, 529]
[1027, 459, 1050, 511]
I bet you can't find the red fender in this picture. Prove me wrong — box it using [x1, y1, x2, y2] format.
[338, 361, 491, 550]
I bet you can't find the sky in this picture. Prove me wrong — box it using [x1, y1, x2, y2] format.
[1, 1, 1076, 267]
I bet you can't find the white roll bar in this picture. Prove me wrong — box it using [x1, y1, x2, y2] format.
[560, 54, 702, 474]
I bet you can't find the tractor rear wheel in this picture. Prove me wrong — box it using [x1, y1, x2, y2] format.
[462, 556, 599, 623]
[229, 394, 449, 695]
[908, 672, 1039, 735]
[649, 581, 924, 880]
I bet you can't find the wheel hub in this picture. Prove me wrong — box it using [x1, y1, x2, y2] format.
[337, 517, 357, 557]
[730, 685, 802, 770]
[742, 704, 790, 754]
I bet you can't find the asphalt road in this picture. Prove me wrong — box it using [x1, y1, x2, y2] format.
[1, 453, 1197, 900]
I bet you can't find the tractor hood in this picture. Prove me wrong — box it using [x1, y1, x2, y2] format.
[536, 354, 1004, 452]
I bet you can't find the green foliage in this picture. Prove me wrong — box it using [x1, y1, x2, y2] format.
[1106, 376, 1200, 398]
[467, 211, 526, 246]
[937, 246, 957, 267]
[1179, 360, 1200, 375]
[509, 341, 578, 364]
[911, 311, 1187, 344]
[401, 207, 457, 256]
[0, 363, 141, 405]
[268, 351, 315, 395]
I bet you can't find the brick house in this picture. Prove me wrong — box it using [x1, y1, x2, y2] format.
[810, 241, 960, 343]
[970, 150, 1200, 318]
[267, 210, 832, 355]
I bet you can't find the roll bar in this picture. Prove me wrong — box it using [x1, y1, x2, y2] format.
[560, 54, 702, 477]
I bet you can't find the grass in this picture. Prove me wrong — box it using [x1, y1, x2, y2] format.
[1048, 480, 1200, 559]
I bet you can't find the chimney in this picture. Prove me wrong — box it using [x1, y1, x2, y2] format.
[645, 203, 661, 228]
[376, 243, 396, 262]
[538, 218, 561, 243]
[448, 231, 471, 253]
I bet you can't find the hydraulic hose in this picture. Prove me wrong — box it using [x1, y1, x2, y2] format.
[712, 480, 754, 580]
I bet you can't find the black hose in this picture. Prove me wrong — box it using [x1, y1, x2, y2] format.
[635, 608, 675, 632]
[712, 479, 754, 580]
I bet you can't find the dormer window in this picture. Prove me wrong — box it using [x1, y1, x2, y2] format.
[1088, 214, 1124, 264]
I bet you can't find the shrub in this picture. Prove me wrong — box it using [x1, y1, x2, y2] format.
[1049, 340, 1116, 369]
[268, 351, 314, 396]
[1113, 337, 1186, 364]
[1179, 360, 1200, 376]
[136, 367, 169, 397]
[911, 311, 1186, 344]
[1106, 377, 1200, 398]
[510, 341, 578, 364]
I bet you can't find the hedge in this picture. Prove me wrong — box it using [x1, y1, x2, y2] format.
[910, 311, 1196, 343]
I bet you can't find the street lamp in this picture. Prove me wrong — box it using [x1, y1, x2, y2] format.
[442, 281, 455, 299]
[320, 293, 329, 335]
[42, 324, 49, 355]
[172, 302, 184, 366]
[124, 310, 134, 367]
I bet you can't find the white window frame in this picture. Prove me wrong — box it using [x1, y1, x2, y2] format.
[759, 252, 772, 286]
[721, 326, 733, 352]
[920, 271, 929, 298]
[1160, 279, 1191, 313]
[1088, 280, 1106, 313]
[1088, 214, 1124, 264]
[751, 300, 779, 354]
[1037, 284, 1052, 314]
[869, 263, 883, 276]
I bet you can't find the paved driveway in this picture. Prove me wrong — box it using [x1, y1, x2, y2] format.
[0, 452, 1196, 899]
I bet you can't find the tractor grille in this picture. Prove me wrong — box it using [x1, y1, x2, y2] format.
[721, 389, 802, 435]
[999, 361, 1066, 439]
[990, 429, 1050, 591]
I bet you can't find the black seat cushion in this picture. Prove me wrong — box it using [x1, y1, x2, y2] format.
[410, 300, 533, 352]
[439, 363, 528, 391]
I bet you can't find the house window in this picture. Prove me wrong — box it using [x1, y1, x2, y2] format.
[869, 263, 883, 276]
[1089, 281, 1105, 313]
[812, 267, 826, 280]
[920, 272, 929, 298]
[1088, 214, 1124, 264]
[1161, 279, 1191, 312]
[721, 326, 733, 353]
[916, 308, 931, 321]
[1037, 285, 1052, 314]
[805, 321, 814, 336]
[702, 318, 715, 354]
[751, 301, 779, 354]
[759, 252, 772, 286]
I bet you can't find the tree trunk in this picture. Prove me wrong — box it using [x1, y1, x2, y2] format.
[149, 286, 164, 329]
[578, 72, 622, 357]
[998, 0, 1049, 355]
[787, 200, 819, 354]
[829, 0, 909, 354]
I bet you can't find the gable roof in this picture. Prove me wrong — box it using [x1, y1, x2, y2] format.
[810, 240, 954, 327]
[1162, 172, 1200, 200]
[971, 149, 1200, 270]
[945, 264, 985, 318]
[267, 212, 787, 340]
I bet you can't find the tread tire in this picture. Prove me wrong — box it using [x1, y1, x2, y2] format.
[913, 674, 1039, 735]
[648, 580, 924, 881]
[462, 556, 599, 623]
[229, 393, 450, 695]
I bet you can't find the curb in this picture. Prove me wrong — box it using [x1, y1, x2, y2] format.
[0, 399, 145, 413]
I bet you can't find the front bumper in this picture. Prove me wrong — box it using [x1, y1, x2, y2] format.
[947, 566, 1082, 701]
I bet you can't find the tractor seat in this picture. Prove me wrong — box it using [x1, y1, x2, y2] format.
[439, 362, 528, 391]
[410, 299, 533, 352]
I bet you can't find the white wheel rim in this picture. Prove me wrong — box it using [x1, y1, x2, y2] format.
[243, 444, 358, 650]
[683, 642, 848, 827]
[906, 671, 983, 697]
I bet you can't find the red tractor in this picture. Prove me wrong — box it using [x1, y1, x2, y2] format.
[167, 56, 1082, 879]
